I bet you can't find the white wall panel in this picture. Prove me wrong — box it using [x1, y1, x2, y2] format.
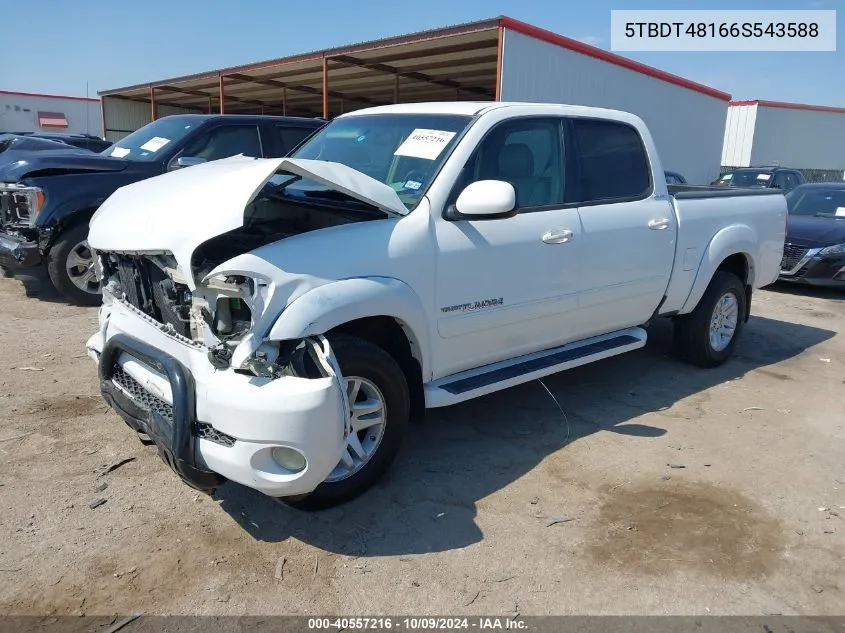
[0, 93, 101, 136]
[499, 29, 728, 184]
[102, 97, 202, 141]
[750, 106, 845, 170]
[720, 104, 756, 166]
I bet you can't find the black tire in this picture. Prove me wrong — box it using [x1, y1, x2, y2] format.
[284, 334, 410, 511]
[46, 221, 101, 306]
[674, 271, 746, 368]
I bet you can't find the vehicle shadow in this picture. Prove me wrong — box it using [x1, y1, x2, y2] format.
[214, 313, 835, 555]
[766, 280, 844, 303]
[5, 267, 67, 304]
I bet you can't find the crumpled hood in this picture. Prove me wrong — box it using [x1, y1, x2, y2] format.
[87, 155, 408, 287]
[786, 215, 845, 247]
[0, 149, 129, 182]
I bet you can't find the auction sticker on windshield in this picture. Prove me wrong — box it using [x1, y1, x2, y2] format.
[110, 147, 130, 158]
[757, 173, 772, 180]
[394, 129, 457, 160]
[140, 136, 171, 153]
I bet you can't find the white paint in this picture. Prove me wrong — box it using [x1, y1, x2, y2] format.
[86, 300, 347, 497]
[88, 155, 409, 287]
[394, 129, 456, 160]
[455, 180, 515, 216]
[499, 29, 728, 184]
[277, 157, 408, 216]
[88, 102, 786, 499]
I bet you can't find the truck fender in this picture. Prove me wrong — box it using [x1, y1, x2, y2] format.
[678, 224, 757, 315]
[268, 277, 432, 380]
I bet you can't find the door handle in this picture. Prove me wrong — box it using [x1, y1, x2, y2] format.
[542, 229, 574, 244]
[648, 218, 671, 230]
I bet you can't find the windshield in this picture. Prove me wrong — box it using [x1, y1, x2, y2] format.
[717, 170, 774, 187]
[286, 114, 471, 209]
[102, 116, 200, 161]
[785, 187, 845, 217]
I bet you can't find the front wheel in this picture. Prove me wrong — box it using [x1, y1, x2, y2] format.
[674, 271, 746, 368]
[283, 334, 410, 511]
[47, 222, 102, 306]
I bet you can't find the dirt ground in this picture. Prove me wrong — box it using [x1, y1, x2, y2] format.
[0, 271, 843, 617]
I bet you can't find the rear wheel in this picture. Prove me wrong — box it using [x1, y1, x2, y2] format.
[284, 334, 410, 511]
[47, 222, 101, 306]
[674, 271, 746, 368]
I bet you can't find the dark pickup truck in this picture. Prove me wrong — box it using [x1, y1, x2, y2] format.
[0, 114, 325, 305]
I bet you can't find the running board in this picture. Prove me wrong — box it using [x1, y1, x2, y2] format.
[424, 327, 647, 408]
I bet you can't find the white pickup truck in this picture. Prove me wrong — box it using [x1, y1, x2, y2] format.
[85, 102, 786, 509]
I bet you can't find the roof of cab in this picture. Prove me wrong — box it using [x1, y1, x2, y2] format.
[154, 113, 326, 125]
[339, 101, 640, 119]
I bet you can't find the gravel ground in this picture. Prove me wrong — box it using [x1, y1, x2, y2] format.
[0, 273, 842, 616]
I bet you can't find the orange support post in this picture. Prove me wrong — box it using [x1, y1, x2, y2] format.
[149, 86, 156, 120]
[219, 74, 225, 114]
[100, 98, 107, 140]
[495, 25, 504, 101]
[322, 55, 329, 119]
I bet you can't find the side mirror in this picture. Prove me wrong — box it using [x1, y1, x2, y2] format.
[170, 156, 207, 170]
[445, 180, 517, 221]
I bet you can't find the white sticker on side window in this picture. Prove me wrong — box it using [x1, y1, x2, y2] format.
[394, 129, 457, 160]
[139, 136, 171, 153]
[836, 207, 845, 217]
[756, 173, 772, 180]
[110, 147, 130, 158]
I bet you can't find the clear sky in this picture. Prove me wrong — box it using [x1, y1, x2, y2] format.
[5, 0, 842, 105]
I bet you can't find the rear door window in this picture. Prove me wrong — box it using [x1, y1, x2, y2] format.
[181, 125, 262, 161]
[274, 126, 316, 156]
[570, 119, 651, 203]
[784, 172, 800, 190]
[771, 172, 788, 190]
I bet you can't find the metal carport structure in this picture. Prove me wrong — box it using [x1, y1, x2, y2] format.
[99, 18, 503, 140]
[99, 16, 730, 182]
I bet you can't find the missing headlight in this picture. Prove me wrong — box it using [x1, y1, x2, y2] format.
[213, 296, 252, 338]
[234, 338, 332, 380]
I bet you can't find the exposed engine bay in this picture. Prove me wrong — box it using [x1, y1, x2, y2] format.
[97, 193, 385, 378]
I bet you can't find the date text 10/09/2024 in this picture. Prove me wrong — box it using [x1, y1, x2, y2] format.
[308, 618, 528, 630]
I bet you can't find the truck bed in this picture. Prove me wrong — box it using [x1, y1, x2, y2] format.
[668, 184, 787, 198]
[658, 185, 788, 315]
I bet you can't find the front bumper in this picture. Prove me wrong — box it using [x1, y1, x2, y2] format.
[779, 250, 845, 288]
[0, 230, 41, 269]
[86, 299, 348, 497]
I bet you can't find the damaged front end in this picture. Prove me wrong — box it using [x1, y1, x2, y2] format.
[90, 249, 351, 497]
[86, 155, 411, 497]
[99, 250, 308, 380]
